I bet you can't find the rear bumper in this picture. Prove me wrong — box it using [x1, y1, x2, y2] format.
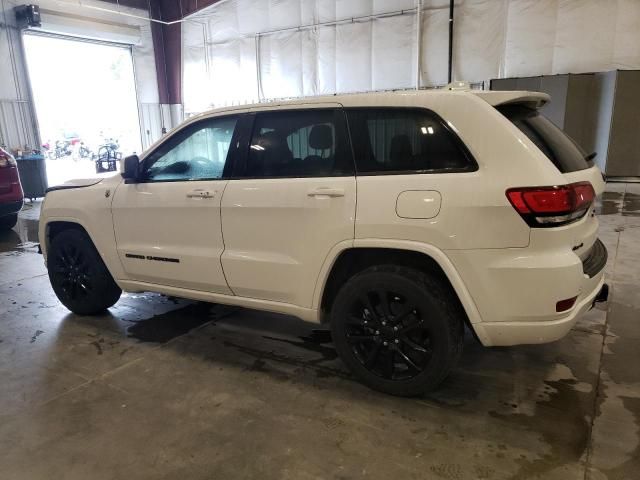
[446, 238, 608, 347]
[472, 276, 606, 346]
[0, 199, 23, 217]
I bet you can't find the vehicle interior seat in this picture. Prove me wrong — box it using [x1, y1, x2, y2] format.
[251, 130, 293, 176]
[302, 124, 334, 176]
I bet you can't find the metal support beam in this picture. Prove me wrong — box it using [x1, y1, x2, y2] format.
[415, 0, 421, 89]
[448, 0, 454, 83]
[149, 1, 182, 107]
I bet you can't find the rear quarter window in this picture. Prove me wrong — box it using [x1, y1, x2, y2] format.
[345, 108, 476, 174]
[497, 104, 593, 173]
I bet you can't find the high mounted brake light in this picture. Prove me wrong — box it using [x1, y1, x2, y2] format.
[506, 182, 595, 227]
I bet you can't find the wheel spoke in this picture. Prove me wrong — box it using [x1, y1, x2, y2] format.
[54, 264, 68, 274]
[57, 253, 70, 268]
[400, 336, 429, 354]
[376, 289, 392, 318]
[68, 246, 80, 264]
[399, 317, 424, 335]
[62, 248, 73, 266]
[395, 348, 421, 372]
[78, 281, 89, 294]
[393, 304, 416, 324]
[360, 293, 379, 321]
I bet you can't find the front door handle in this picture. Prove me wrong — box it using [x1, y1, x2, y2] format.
[186, 189, 216, 199]
[307, 187, 345, 198]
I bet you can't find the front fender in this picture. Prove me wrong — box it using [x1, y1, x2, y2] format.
[39, 178, 126, 281]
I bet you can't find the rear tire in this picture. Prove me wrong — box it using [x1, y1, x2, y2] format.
[47, 229, 121, 315]
[0, 214, 18, 231]
[330, 265, 464, 396]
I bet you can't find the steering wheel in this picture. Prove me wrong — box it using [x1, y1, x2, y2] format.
[192, 156, 214, 166]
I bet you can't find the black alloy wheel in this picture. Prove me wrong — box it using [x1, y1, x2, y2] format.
[51, 242, 93, 303]
[345, 289, 433, 381]
[48, 229, 121, 315]
[331, 265, 464, 396]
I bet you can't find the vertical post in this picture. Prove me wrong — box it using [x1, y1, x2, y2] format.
[255, 34, 263, 102]
[16, 31, 42, 150]
[415, 0, 422, 90]
[448, 0, 454, 83]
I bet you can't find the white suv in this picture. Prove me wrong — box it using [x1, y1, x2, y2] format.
[39, 89, 608, 396]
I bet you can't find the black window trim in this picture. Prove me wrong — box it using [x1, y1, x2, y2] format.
[230, 107, 356, 180]
[136, 113, 243, 184]
[343, 106, 479, 176]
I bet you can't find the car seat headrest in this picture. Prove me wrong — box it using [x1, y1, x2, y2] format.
[309, 124, 333, 150]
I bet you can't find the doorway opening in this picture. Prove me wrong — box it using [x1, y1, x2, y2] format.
[22, 32, 141, 186]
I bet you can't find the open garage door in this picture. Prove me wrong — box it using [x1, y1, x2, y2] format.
[22, 32, 142, 186]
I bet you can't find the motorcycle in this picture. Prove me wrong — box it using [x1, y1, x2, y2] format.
[78, 142, 93, 159]
[46, 140, 73, 160]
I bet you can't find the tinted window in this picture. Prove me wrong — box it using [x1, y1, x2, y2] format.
[498, 105, 592, 173]
[142, 116, 237, 182]
[346, 108, 474, 174]
[244, 109, 352, 178]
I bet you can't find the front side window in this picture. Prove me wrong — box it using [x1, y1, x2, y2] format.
[141, 116, 238, 182]
[243, 109, 353, 178]
[346, 108, 475, 174]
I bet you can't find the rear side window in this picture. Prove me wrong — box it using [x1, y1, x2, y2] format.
[346, 108, 475, 174]
[498, 105, 592, 173]
[243, 109, 353, 178]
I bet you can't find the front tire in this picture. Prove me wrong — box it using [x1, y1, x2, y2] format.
[0, 214, 18, 231]
[48, 229, 121, 315]
[330, 265, 464, 396]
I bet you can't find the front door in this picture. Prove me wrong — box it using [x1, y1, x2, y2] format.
[111, 115, 240, 293]
[220, 106, 356, 307]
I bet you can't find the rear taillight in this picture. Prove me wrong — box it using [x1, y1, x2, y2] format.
[0, 151, 16, 168]
[506, 182, 595, 227]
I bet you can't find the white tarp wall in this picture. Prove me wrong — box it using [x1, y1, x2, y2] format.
[183, 0, 640, 114]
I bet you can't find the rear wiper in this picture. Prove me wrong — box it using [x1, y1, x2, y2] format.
[585, 152, 597, 161]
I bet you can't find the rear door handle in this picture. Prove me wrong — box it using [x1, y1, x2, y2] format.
[186, 189, 216, 199]
[307, 187, 345, 198]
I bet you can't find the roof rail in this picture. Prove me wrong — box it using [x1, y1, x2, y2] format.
[445, 81, 471, 91]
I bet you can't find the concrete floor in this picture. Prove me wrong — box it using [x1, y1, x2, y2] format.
[0, 184, 638, 480]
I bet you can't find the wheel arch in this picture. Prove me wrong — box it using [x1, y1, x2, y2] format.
[41, 217, 126, 285]
[42, 219, 89, 257]
[314, 240, 484, 331]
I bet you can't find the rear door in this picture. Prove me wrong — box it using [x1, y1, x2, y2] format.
[220, 105, 356, 307]
[346, 107, 482, 250]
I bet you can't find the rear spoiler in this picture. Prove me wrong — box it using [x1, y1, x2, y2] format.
[472, 91, 550, 109]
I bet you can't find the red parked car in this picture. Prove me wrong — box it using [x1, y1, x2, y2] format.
[0, 147, 24, 231]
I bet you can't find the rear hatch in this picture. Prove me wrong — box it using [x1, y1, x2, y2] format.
[496, 102, 605, 270]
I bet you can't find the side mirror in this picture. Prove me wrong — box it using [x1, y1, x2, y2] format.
[122, 154, 139, 182]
